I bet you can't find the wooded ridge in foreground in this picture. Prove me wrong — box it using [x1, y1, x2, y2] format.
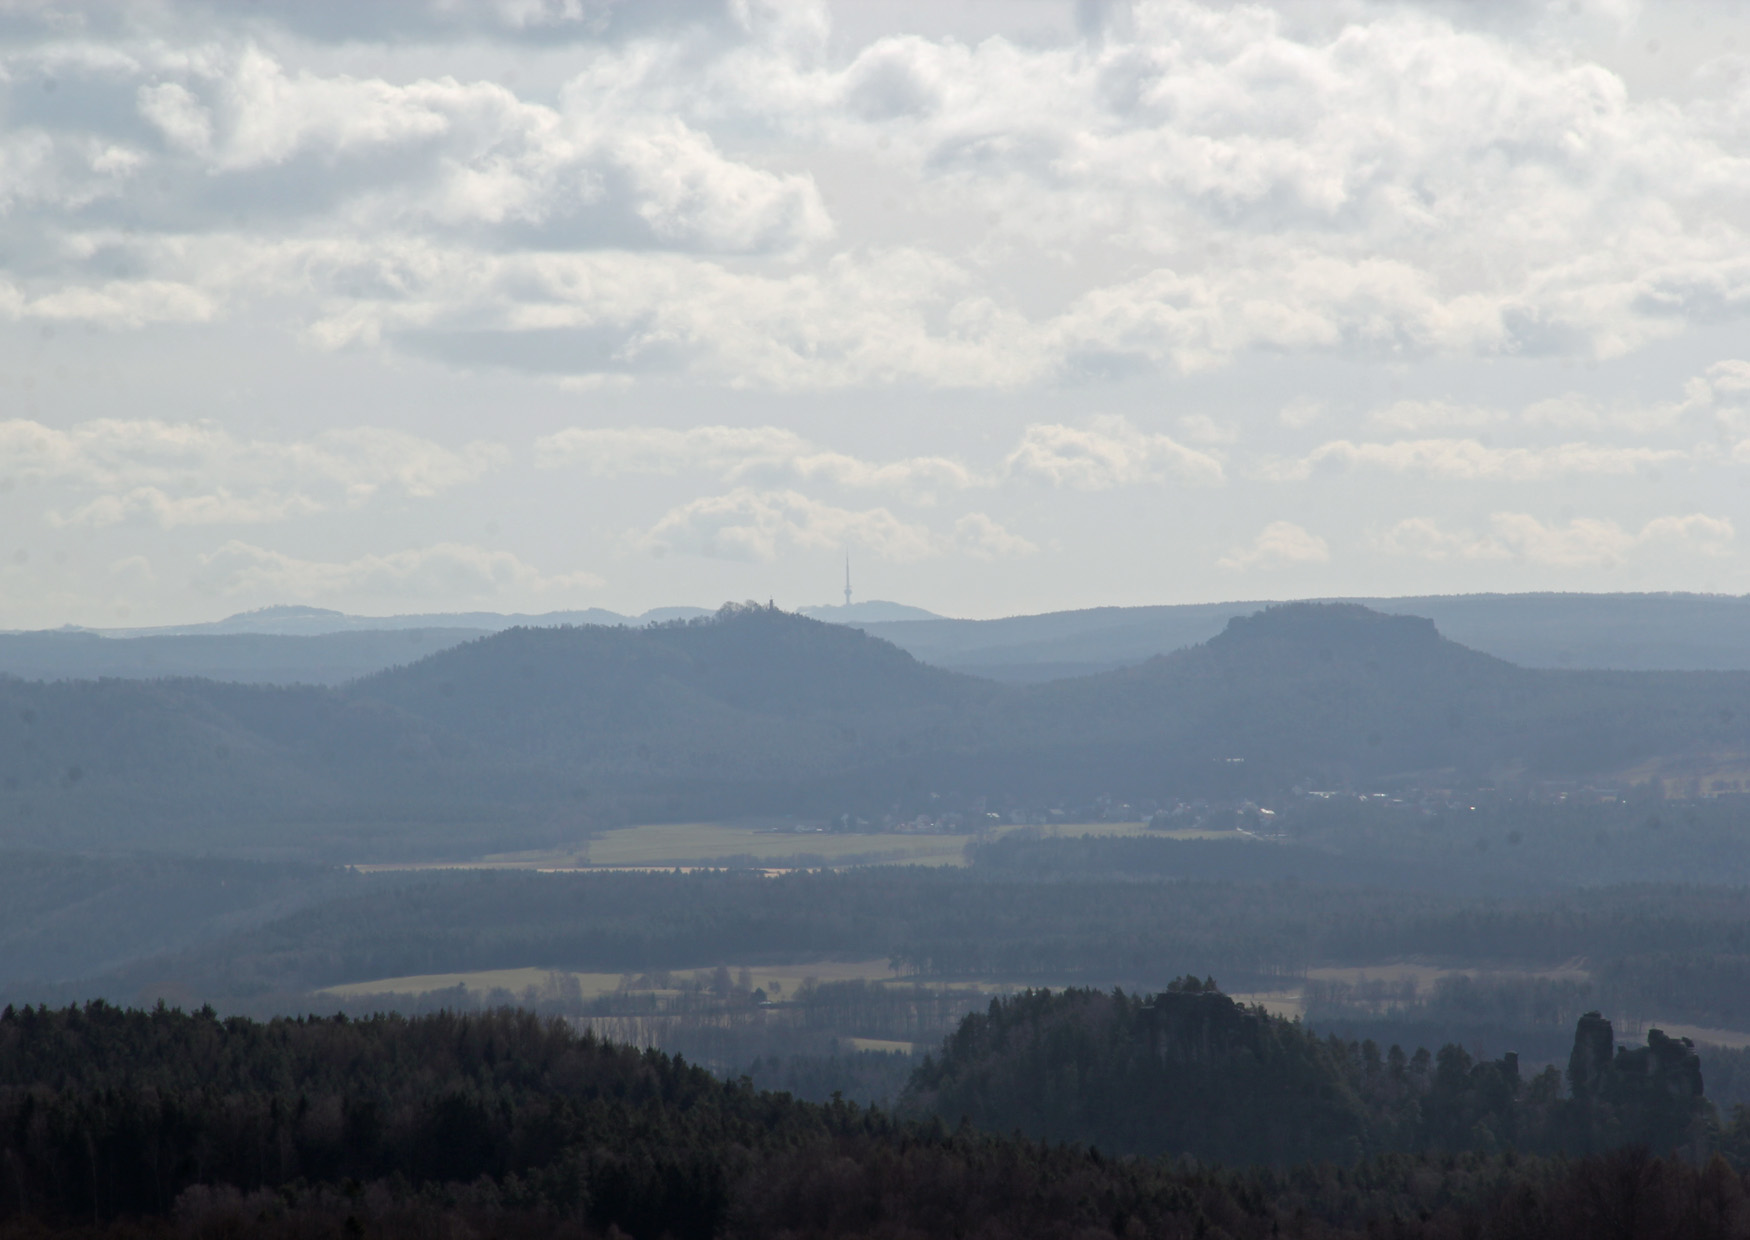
[9, 603, 1750, 858]
[3, 995, 1749, 1238]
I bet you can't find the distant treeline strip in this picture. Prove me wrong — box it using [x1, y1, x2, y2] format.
[19, 867, 1750, 1035]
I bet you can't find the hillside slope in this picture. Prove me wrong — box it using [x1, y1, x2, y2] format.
[350, 605, 1000, 794]
[8, 602, 1750, 860]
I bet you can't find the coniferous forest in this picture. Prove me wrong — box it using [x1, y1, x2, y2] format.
[4, 995, 1750, 1239]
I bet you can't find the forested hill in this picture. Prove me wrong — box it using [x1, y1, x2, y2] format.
[907, 984, 1713, 1164]
[8, 601, 1750, 858]
[0, 674, 542, 855]
[352, 602, 996, 778]
[350, 601, 1750, 805]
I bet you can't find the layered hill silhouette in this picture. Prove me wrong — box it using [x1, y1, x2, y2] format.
[859, 591, 1750, 679]
[998, 604, 1750, 794]
[6, 602, 1750, 859]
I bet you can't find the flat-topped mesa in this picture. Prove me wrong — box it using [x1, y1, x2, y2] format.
[1211, 602, 1446, 659]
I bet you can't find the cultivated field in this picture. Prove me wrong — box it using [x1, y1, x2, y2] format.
[319, 957, 909, 1002]
[356, 820, 1232, 874]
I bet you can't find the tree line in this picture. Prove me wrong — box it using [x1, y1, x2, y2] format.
[5, 1000, 1750, 1239]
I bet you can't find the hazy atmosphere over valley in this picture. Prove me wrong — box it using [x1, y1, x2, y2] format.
[13, 5, 1750, 1238]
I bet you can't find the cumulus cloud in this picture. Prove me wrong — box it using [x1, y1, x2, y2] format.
[534, 425, 979, 497]
[1005, 415, 1224, 489]
[193, 540, 602, 599]
[1265, 438, 1687, 481]
[1489, 512, 1735, 567]
[0, 1, 1745, 389]
[1177, 413, 1237, 444]
[953, 512, 1037, 561]
[639, 488, 1032, 563]
[1379, 512, 1735, 567]
[1345, 360, 1750, 440]
[287, 242, 1044, 389]
[1375, 517, 1511, 562]
[642, 489, 940, 562]
[1218, 521, 1331, 571]
[0, 419, 506, 527]
[127, 45, 833, 253]
[1711, 360, 1750, 397]
[539, 418, 1225, 500]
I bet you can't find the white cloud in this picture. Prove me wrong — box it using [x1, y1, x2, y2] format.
[638, 487, 1031, 564]
[1375, 517, 1510, 562]
[137, 82, 213, 156]
[1490, 512, 1735, 567]
[1177, 413, 1237, 445]
[0, 1, 1745, 387]
[953, 512, 1037, 561]
[279, 241, 1044, 389]
[129, 45, 834, 254]
[1358, 360, 1750, 438]
[534, 424, 979, 497]
[538, 425, 809, 474]
[1520, 394, 1604, 431]
[17, 279, 217, 328]
[641, 488, 939, 562]
[1218, 521, 1330, 571]
[1005, 415, 1224, 489]
[1266, 438, 1688, 481]
[193, 540, 602, 599]
[1379, 512, 1735, 567]
[1711, 360, 1750, 397]
[1, 419, 507, 527]
[538, 418, 1230, 500]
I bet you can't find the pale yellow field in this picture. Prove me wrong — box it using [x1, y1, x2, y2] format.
[322, 968, 626, 1000]
[587, 823, 967, 867]
[844, 1037, 919, 1054]
[319, 955, 1750, 1052]
[1227, 991, 1306, 1019]
[1305, 960, 1592, 994]
[318, 957, 911, 1002]
[355, 819, 1236, 875]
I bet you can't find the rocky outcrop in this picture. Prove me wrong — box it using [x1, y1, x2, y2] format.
[1566, 1010, 1708, 1153]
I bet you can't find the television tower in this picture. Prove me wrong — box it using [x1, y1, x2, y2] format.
[843, 552, 853, 608]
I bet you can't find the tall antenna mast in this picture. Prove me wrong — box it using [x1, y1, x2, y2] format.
[844, 551, 853, 608]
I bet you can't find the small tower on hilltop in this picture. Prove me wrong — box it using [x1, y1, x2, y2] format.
[843, 552, 853, 608]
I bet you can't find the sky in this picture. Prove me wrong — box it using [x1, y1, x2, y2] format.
[3, 0, 1750, 627]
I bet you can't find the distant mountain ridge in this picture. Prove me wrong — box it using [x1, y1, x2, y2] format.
[796, 601, 942, 623]
[7, 602, 1750, 861]
[857, 591, 1750, 679]
[53, 602, 714, 638]
[10, 592, 1750, 688]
